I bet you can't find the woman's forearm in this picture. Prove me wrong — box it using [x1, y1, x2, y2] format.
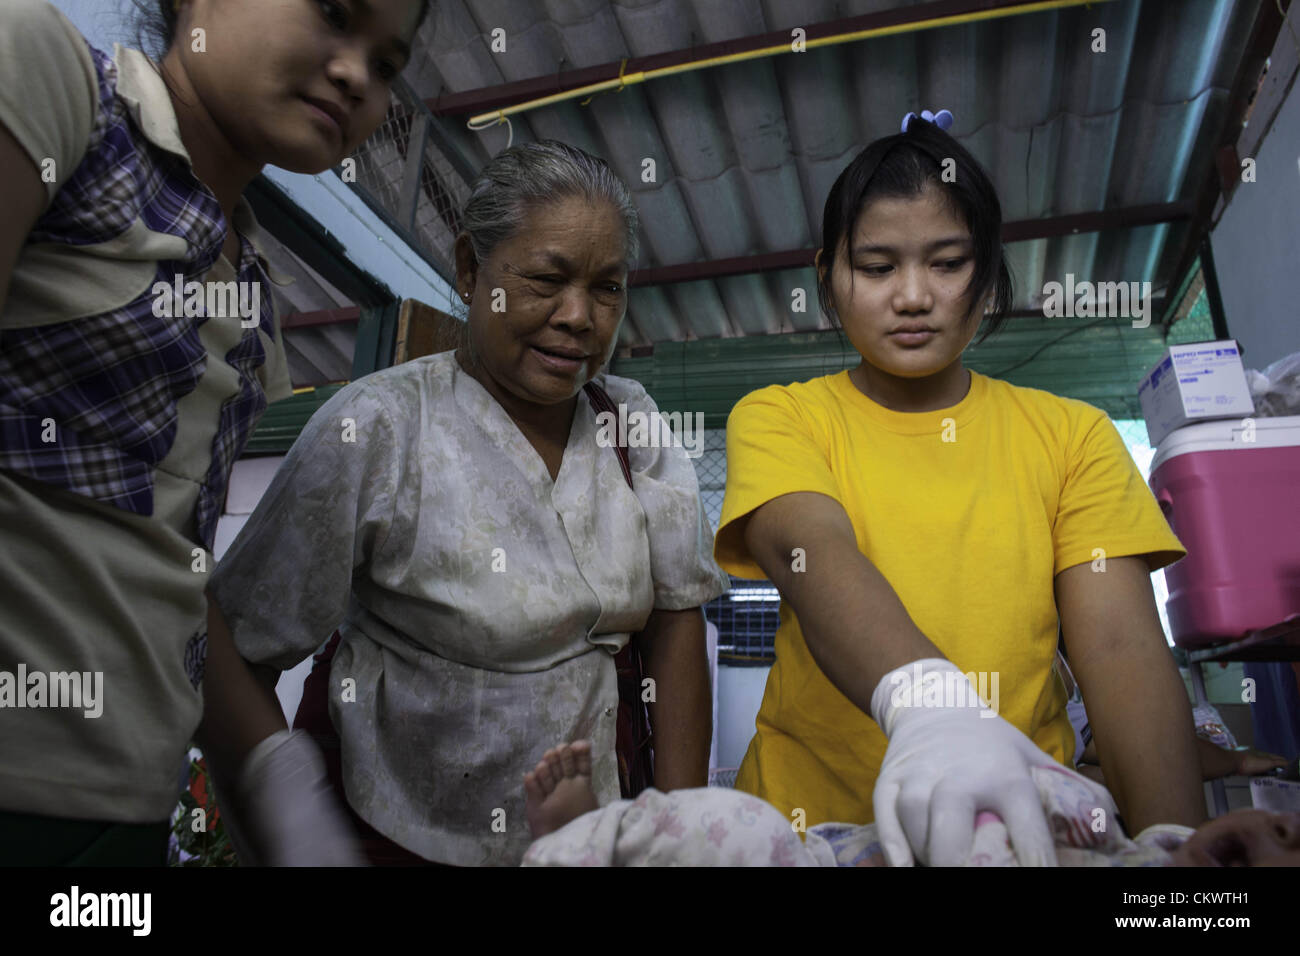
[193, 593, 289, 783]
[746, 496, 944, 716]
[783, 543, 943, 715]
[1087, 654, 1205, 833]
[639, 607, 711, 790]
[1058, 560, 1206, 833]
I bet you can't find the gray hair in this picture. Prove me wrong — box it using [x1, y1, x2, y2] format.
[458, 140, 640, 269]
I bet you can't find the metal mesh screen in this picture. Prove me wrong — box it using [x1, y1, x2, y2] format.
[694, 428, 726, 533]
[1113, 417, 1152, 450]
[707, 578, 782, 662]
[693, 429, 781, 662]
[342, 78, 472, 281]
[708, 768, 739, 788]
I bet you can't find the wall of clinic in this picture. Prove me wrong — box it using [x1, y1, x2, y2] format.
[1209, 6, 1300, 368]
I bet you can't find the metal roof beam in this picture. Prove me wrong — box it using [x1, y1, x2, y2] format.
[427, 0, 1096, 117]
[628, 201, 1193, 287]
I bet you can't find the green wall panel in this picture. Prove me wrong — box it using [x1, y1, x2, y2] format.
[611, 319, 1175, 429]
[244, 384, 346, 455]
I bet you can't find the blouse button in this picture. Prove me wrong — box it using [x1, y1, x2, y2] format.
[604, 707, 614, 717]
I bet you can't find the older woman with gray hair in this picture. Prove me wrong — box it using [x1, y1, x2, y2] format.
[197, 140, 728, 866]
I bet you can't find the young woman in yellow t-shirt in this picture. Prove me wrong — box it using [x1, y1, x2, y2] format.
[714, 110, 1205, 866]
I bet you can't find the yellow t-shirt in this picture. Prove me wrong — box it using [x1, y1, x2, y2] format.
[714, 369, 1185, 828]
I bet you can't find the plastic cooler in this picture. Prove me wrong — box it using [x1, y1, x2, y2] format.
[1148, 415, 1300, 647]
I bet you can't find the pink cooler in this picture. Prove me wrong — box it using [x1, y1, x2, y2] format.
[1148, 415, 1300, 648]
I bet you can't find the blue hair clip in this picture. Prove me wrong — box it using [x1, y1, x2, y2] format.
[901, 109, 954, 132]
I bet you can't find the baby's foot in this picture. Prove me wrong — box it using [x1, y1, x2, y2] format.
[524, 740, 600, 839]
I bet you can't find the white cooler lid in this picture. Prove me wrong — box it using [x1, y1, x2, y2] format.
[1150, 414, 1300, 473]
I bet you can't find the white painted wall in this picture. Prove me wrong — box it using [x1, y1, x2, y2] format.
[715, 664, 769, 770]
[214, 457, 313, 723]
[1209, 4, 1300, 369]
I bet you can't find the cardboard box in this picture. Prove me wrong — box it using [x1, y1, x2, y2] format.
[1137, 340, 1255, 447]
[1250, 777, 1300, 813]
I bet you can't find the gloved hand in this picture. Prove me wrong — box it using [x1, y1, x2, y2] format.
[870, 658, 1059, 867]
[224, 729, 366, 867]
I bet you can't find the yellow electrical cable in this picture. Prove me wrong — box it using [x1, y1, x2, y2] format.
[581, 58, 628, 106]
[468, 0, 1117, 127]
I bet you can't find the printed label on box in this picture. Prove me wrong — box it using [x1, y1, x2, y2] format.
[1250, 777, 1300, 813]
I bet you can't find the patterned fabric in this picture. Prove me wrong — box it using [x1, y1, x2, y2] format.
[521, 763, 1191, 867]
[183, 629, 208, 691]
[208, 352, 730, 866]
[0, 43, 279, 550]
[522, 786, 838, 867]
[0, 4, 291, 823]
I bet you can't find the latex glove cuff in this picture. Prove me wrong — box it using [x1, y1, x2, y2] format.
[233, 728, 365, 867]
[871, 657, 989, 736]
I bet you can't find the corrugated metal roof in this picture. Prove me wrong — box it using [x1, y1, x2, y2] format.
[402, 0, 1259, 352]
[249, 0, 1269, 453]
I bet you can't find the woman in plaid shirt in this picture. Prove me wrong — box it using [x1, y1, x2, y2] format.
[0, 0, 430, 865]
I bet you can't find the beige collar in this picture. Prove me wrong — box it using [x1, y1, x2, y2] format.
[113, 43, 191, 162]
[112, 44, 294, 287]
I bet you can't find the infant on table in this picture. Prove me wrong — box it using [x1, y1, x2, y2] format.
[519, 741, 1300, 867]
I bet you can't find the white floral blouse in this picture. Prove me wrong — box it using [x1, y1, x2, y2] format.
[209, 350, 729, 865]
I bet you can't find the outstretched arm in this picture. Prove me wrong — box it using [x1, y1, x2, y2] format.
[193, 595, 361, 866]
[742, 492, 944, 699]
[1056, 557, 1205, 832]
[741, 491, 1058, 866]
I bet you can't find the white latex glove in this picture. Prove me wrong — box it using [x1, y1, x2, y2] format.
[227, 729, 366, 867]
[870, 658, 1059, 867]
